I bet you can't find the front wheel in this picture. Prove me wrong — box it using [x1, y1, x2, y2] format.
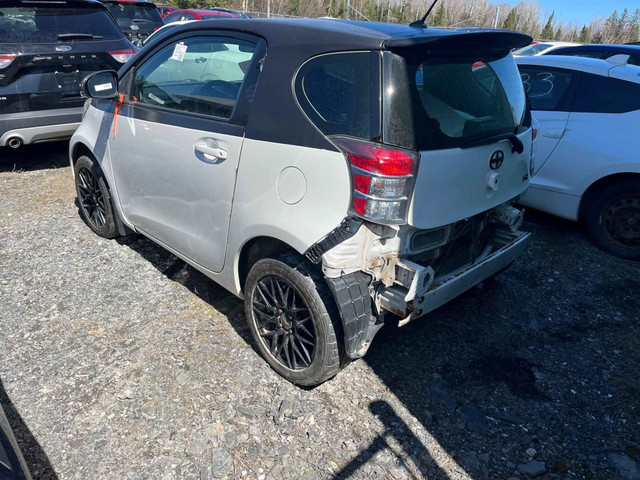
[74, 155, 119, 239]
[244, 254, 344, 386]
[586, 180, 640, 260]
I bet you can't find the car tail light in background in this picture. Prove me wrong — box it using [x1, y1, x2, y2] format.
[331, 136, 419, 225]
[109, 49, 136, 64]
[0, 54, 16, 69]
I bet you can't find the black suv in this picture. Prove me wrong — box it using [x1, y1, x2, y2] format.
[0, 0, 135, 148]
[102, 0, 164, 46]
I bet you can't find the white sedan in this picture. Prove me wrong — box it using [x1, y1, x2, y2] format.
[516, 55, 640, 260]
[514, 41, 581, 57]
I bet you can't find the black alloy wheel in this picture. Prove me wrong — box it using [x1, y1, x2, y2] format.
[74, 155, 120, 239]
[244, 254, 344, 386]
[252, 275, 316, 370]
[77, 167, 107, 230]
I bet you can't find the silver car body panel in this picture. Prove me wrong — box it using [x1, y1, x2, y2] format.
[108, 113, 244, 273]
[71, 104, 352, 295]
[409, 131, 532, 229]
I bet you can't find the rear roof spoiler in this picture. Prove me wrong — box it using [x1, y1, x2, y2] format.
[383, 29, 532, 53]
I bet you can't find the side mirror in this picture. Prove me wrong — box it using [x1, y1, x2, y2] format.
[82, 70, 119, 99]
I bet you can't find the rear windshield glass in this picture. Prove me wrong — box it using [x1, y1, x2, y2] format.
[105, 3, 163, 25]
[0, 7, 122, 43]
[383, 52, 527, 151]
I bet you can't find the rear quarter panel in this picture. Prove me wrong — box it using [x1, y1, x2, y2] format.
[226, 139, 351, 292]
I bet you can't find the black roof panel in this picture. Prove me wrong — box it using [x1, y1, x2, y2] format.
[162, 18, 531, 53]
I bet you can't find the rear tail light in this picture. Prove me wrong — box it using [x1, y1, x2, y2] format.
[0, 54, 16, 69]
[332, 136, 419, 225]
[109, 49, 136, 64]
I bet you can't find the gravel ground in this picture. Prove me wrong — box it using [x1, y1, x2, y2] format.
[1, 143, 639, 480]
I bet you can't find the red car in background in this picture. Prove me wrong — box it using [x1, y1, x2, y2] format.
[163, 8, 240, 23]
[156, 4, 178, 18]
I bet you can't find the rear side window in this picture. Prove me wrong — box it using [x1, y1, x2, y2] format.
[132, 36, 256, 119]
[519, 66, 576, 111]
[572, 73, 640, 113]
[294, 52, 379, 140]
[0, 7, 122, 43]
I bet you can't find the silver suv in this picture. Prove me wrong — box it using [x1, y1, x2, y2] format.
[70, 19, 534, 386]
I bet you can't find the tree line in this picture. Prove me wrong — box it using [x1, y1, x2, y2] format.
[167, 0, 640, 44]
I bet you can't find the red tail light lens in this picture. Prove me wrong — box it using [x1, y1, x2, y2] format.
[109, 49, 136, 64]
[0, 54, 16, 69]
[332, 136, 419, 225]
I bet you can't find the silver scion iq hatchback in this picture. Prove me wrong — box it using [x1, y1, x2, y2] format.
[71, 19, 534, 386]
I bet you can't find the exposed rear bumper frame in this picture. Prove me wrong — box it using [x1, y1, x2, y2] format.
[378, 230, 531, 326]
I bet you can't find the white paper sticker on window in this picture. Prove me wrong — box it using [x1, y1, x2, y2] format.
[171, 43, 187, 62]
[94, 82, 113, 92]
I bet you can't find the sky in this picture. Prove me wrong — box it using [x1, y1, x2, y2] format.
[507, 0, 635, 26]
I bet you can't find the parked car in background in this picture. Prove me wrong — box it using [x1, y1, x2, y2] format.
[72, 19, 534, 385]
[517, 55, 640, 259]
[0, 0, 135, 148]
[156, 4, 178, 18]
[0, 403, 32, 479]
[207, 7, 250, 18]
[514, 41, 581, 56]
[102, 0, 164, 45]
[142, 19, 194, 45]
[545, 44, 640, 66]
[163, 9, 240, 23]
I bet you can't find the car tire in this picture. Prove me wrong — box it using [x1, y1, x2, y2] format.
[586, 180, 640, 260]
[74, 155, 120, 239]
[244, 253, 344, 386]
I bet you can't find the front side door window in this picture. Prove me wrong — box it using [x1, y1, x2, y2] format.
[131, 36, 256, 119]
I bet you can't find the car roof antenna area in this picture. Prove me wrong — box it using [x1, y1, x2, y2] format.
[410, 0, 439, 28]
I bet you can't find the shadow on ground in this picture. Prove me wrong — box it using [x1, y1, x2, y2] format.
[116, 209, 640, 479]
[0, 142, 69, 173]
[0, 379, 58, 479]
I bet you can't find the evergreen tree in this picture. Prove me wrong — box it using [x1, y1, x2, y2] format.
[501, 7, 518, 31]
[554, 26, 562, 40]
[578, 25, 590, 43]
[541, 11, 555, 39]
[432, 2, 447, 27]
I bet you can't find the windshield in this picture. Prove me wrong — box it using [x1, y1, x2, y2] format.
[0, 7, 123, 43]
[105, 3, 163, 26]
[383, 52, 527, 151]
[514, 43, 552, 56]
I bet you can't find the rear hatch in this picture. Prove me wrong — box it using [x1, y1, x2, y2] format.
[383, 30, 534, 229]
[0, 2, 133, 115]
[103, 1, 164, 44]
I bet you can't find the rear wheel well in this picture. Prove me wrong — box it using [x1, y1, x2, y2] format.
[71, 142, 95, 168]
[238, 237, 298, 294]
[579, 173, 640, 218]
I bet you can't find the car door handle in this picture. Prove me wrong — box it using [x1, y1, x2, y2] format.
[194, 143, 228, 161]
[542, 128, 566, 140]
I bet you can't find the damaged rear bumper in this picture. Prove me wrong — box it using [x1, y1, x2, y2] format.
[378, 229, 531, 325]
